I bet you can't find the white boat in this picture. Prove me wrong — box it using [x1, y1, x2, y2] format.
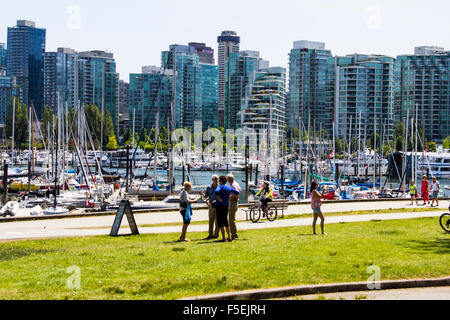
[0, 201, 20, 217]
[444, 185, 450, 191]
[417, 149, 450, 179]
[43, 207, 69, 215]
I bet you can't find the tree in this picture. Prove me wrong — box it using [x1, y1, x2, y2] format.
[5, 98, 28, 148]
[443, 137, 450, 149]
[106, 135, 118, 150]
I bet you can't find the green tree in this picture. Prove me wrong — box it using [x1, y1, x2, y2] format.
[443, 137, 450, 149]
[106, 135, 118, 150]
[5, 98, 29, 148]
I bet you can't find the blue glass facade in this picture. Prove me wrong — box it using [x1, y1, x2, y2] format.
[44, 48, 77, 111]
[395, 52, 450, 142]
[0, 43, 6, 72]
[6, 21, 46, 118]
[199, 63, 219, 129]
[242, 67, 287, 143]
[77, 51, 120, 134]
[0, 75, 16, 125]
[287, 43, 335, 136]
[162, 45, 202, 130]
[129, 69, 173, 132]
[224, 52, 260, 130]
[335, 54, 395, 140]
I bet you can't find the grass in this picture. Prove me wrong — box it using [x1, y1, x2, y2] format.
[0, 217, 448, 300]
[74, 207, 444, 230]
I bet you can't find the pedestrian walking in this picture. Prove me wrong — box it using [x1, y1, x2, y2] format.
[310, 181, 326, 235]
[201, 175, 220, 240]
[421, 175, 430, 206]
[430, 177, 440, 207]
[179, 182, 200, 242]
[409, 181, 418, 205]
[227, 174, 241, 240]
[215, 176, 240, 242]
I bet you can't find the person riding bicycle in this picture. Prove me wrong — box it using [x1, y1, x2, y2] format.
[255, 182, 273, 215]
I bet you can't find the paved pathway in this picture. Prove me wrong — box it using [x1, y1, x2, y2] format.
[288, 286, 450, 300]
[0, 199, 446, 241]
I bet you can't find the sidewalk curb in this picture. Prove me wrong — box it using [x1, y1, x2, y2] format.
[1, 197, 448, 224]
[180, 276, 450, 300]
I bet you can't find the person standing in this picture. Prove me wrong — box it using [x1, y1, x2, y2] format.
[310, 181, 326, 235]
[215, 176, 240, 242]
[201, 175, 220, 240]
[409, 181, 418, 205]
[430, 177, 440, 207]
[179, 182, 199, 242]
[421, 175, 430, 206]
[227, 174, 241, 240]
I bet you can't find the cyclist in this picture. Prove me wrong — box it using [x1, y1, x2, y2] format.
[255, 181, 273, 216]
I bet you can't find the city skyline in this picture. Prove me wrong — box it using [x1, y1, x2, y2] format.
[1, 0, 449, 81]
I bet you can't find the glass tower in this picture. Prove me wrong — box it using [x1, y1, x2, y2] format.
[0, 75, 16, 125]
[242, 66, 287, 145]
[162, 45, 202, 130]
[77, 51, 120, 134]
[129, 66, 174, 133]
[7, 20, 46, 118]
[395, 48, 450, 142]
[224, 51, 261, 130]
[199, 63, 219, 129]
[335, 54, 395, 140]
[44, 48, 77, 111]
[0, 43, 6, 73]
[218, 31, 240, 127]
[287, 41, 335, 137]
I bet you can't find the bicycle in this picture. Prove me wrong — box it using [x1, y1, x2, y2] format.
[248, 197, 278, 223]
[439, 205, 450, 233]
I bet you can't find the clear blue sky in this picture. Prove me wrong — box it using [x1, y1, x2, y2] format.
[1, 0, 449, 81]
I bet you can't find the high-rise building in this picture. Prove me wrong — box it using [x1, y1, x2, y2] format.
[335, 54, 395, 140]
[287, 41, 335, 137]
[218, 31, 240, 127]
[188, 42, 215, 64]
[242, 66, 287, 144]
[395, 47, 450, 142]
[0, 74, 16, 125]
[224, 50, 262, 130]
[77, 50, 120, 134]
[119, 80, 129, 115]
[7, 20, 46, 117]
[162, 44, 202, 130]
[43, 48, 77, 110]
[0, 43, 6, 72]
[129, 66, 174, 133]
[199, 63, 219, 129]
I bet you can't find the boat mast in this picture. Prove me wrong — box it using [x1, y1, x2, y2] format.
[11, 97, 15, 166]
[153, 112, 160, 187]
[373, 115, 377, 192]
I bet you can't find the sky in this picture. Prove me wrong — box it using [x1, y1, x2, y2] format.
[1, 0, 449, 81]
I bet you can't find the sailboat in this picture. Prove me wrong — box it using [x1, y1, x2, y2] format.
[43, 94, 69, 215]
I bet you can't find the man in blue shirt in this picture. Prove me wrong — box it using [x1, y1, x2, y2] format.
[201, 175, 220, 240]
[215, 176, 240, 242]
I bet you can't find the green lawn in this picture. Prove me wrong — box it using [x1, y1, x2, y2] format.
[0, 217, 448, 300]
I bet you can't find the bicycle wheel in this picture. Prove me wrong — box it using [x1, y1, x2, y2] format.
[439, 213, 450, 233]
[250, 208, 261, 223]
[266, 207, 278, 222]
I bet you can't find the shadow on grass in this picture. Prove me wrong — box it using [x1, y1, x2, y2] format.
[0, 246, 63, 261]
[404, 238, 450, 255]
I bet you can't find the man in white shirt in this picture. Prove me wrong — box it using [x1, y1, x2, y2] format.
[430, 177, 440, 207]
[227, 174, 241, 240]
